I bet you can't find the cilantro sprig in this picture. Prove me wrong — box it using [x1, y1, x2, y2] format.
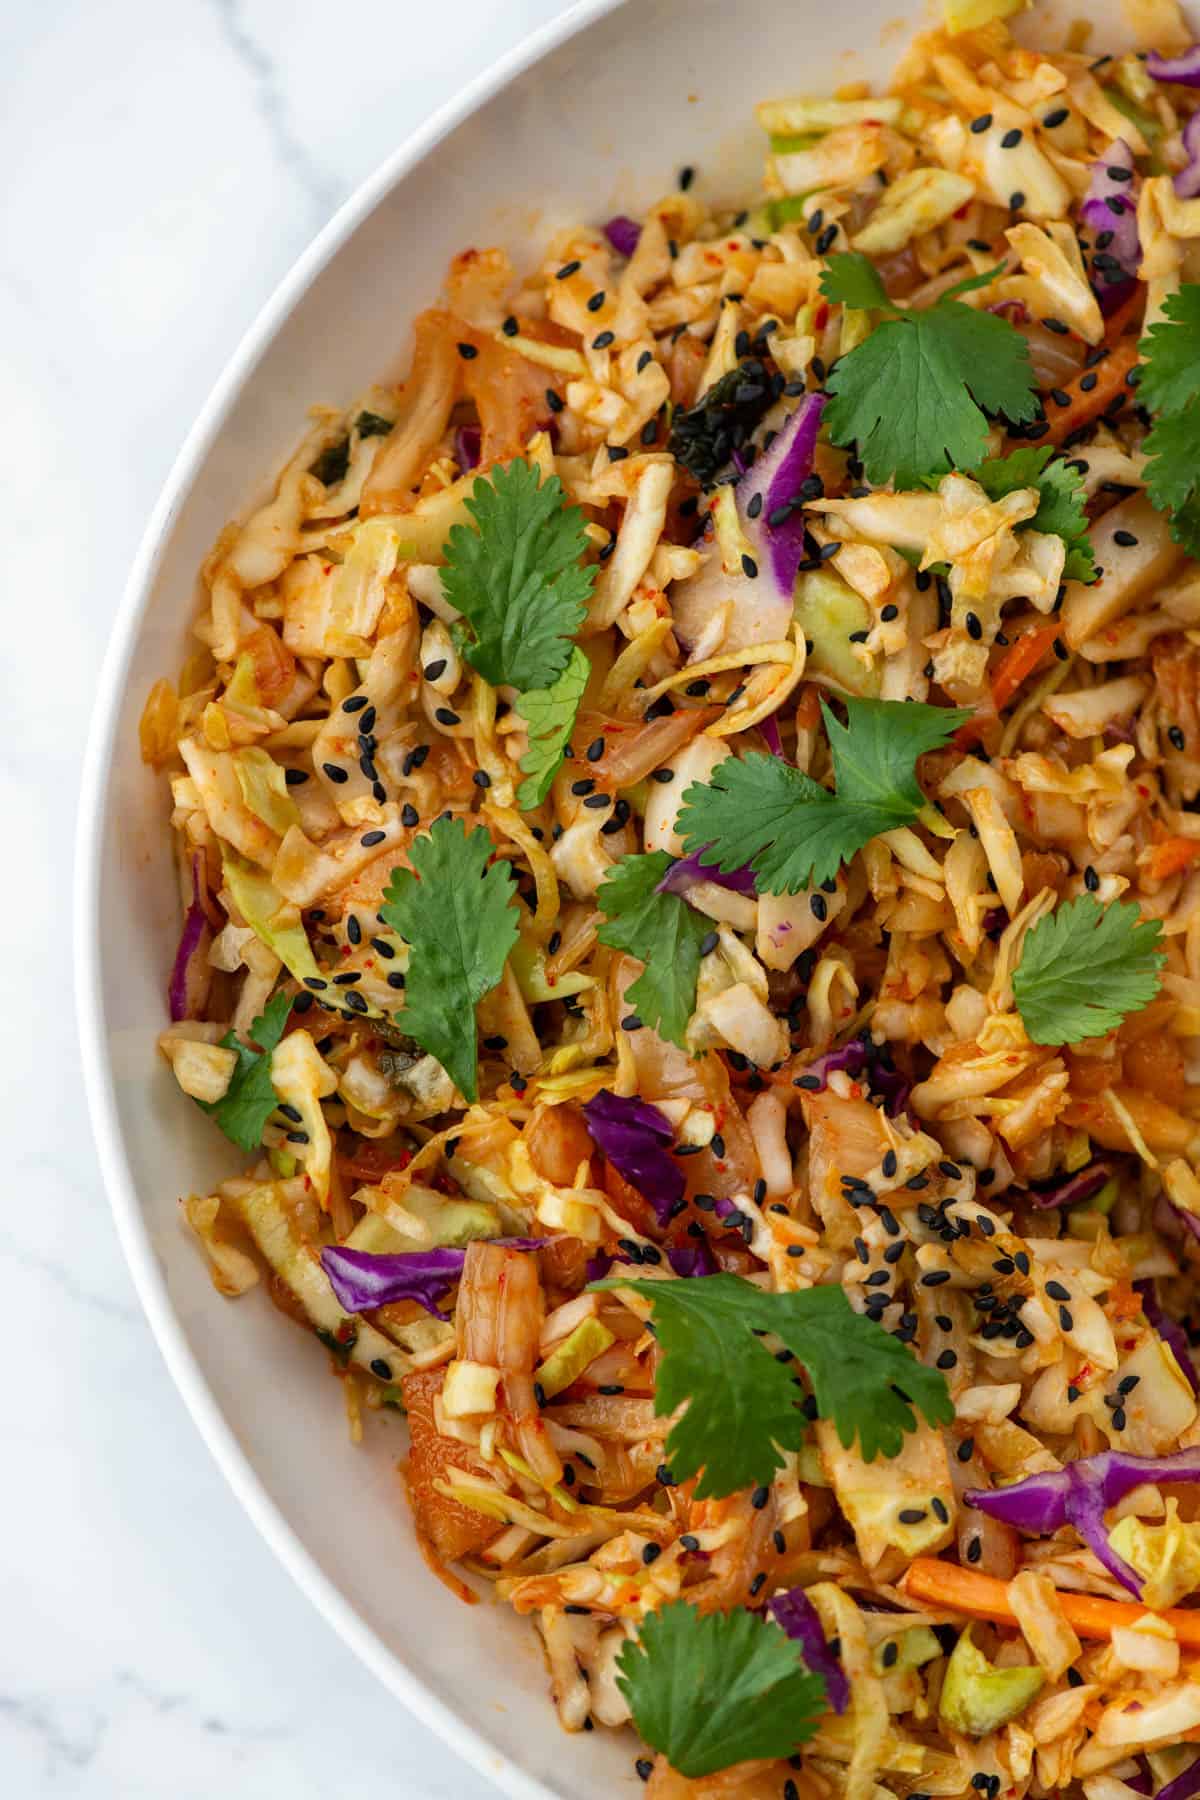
[379, 816, 519, 1100]
[442, 460, 593, 692]
[677, 697, 967, 895]
[515, 645, 590, 809]
[595, 852, 714, 1049]
[591, 1274, 953, 1496]
[1139, 286, 1200, 556]
[1013, 895, 1165, 1047]
[197, 989, 292, 1153]
[617, 1602, 828, 1778]
[974, 446, 1097, 584]
[820, 253, 1039, 487]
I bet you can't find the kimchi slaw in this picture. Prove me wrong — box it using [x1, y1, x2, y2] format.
[141, 0, 1200, 1790]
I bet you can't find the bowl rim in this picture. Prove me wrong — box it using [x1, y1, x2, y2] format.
[73, 4, 626, 1795]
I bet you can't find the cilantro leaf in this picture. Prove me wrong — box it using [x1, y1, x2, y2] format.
[592, 1274, 953, 1495]
[819, 250, 889, 311]
[1012, 894, 1165, 1047]
[974, 446, 1097, 584]
[379, 817, 519, 1101]
[354, 410, 394, 439]
[197, 989, 292, 1153]
[617, 1602, 828, 1778]
[515, 646, 589, 810]
[677, 697, 967, 894]
[441, 460, 593, 692]
[1139, 287, 1200, 556]
[595, 852, 713, 1049]
[1138, 285, 1200, 417]
[820, 255, 1038, 487]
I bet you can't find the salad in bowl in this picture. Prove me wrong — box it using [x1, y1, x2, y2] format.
[140, 0, 1200, 1789]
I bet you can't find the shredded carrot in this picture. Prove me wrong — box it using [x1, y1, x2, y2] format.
[903, 1557, 1200, 1645]
[795, 684, 822, 732]
[1144, 836, 1200, 882]
[989, 622, 1061, 712]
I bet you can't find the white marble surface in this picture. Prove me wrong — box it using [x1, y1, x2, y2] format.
[1, 2, 573, 1792]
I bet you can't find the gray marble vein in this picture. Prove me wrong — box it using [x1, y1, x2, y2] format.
[208, 0, 342, 221]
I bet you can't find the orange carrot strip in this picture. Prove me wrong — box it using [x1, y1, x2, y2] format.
[1144, 836, 1200, 882]
[990, 622, 1061, 712]
[1040, 337, 1141, 446]
[903, 1557, 1200, 1646]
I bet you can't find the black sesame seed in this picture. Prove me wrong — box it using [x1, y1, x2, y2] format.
[898, 1507, 928, 1525]
[591, 330, 615, 350]
[965, 611, 982, 641]
[741, 553, 758, 578]
[401, 803, 419, 827]
[970, 113, 993, 133]
[434, 707, 460, 727]
[1009, 191, 1025, 211]
[922, 1270, 951, 1286]
[284, 767, 309, 786]
[957, 1436, 974, 1463]
[502, 314, 519, 336]
[1001, 127, 1023, 148]
[556, 260, 581, 279]
[1043, 107, 1069, 128]
[936, 1349, 958, 1370]
[1169, 724, 1187, 751]
[816, 224, 838, 255]
[322, 762, 348, 784]
[931, 1496, 949, 1523]
[545, 388, 564, 414]
[1084, 864, 1100, 892]
[699, 930, 719, 956]
[586, 290, 606, 312]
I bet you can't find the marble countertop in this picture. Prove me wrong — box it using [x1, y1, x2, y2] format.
[1, 2, 570, 1792]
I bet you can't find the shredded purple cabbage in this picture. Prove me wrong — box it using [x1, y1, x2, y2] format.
[320, 1239, 544, 1319]
[667, 1241, 717, 1278]
[792, 1034, 912, 1118]
[768, 1586, 849, 1712]
[582, 1090, 684, 1226]
[657, 849, 758, 898]
[1147, 44, 1200, 86]
[454, 424, 481, 471]
[1081, 141, 1141, 294]
[1155, 1755, 1200, 1800]
[1027, 1160, 1113, 1211]
[1161, 1187, 1200, 1246]
[603, 215, 642, 259]
[735, 392, 827, 597]
[967, 1448, 1200, 1597]
[169, 853, 214, 1023]
[760, 713, 785, 758]
[587, 1242, 716, 1282]
[1178, 112, 1200, 199]
[1134, 1278, 1200, 1393]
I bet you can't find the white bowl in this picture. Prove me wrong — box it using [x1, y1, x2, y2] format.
[75, 0, 1155, 1793]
